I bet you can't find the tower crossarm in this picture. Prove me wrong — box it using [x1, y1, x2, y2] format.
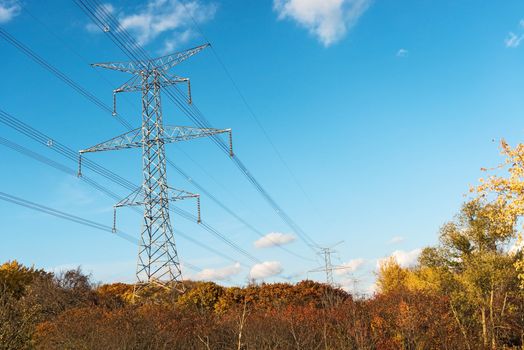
[308, 267, 329, 273]
[162, 125, 232, 145]
[80, 128, 142, 153]
[113, 75, 142, 93]
[92, 43, 210, 74]
[112, 186, 202, 232]
[308, 265, 352, 273]
[114, 74, 189, 94]
[115, 186, 199, 208]
[330, 266, 354, 271]
[81, 43, 229, 294]
[79, 126, 233, 154]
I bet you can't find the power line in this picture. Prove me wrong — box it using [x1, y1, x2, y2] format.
[0, 108, 263, 267]
[0, 190, 213, 277]
[3, 1, 317, 282]
[78, 42, 244, 292]
[0, 109, 136, 190]
[174, 229, 248, 268]
[172, 206, 261, 264]
[0, 135, 121, 200]
[75, 0, 319, 250]
[0, 21, 309, 261]
[178, 0, 319, 209]
[0, 191, 137, 244]
[0, 27, 133, 130]
[0, 134, 261, 267]
[309, 242, 352, 286]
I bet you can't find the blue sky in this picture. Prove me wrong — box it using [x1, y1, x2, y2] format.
[1, 0, 524, 294]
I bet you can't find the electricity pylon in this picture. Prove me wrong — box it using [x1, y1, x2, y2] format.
[78, 44, 233, 294]
[309, 241, 350, 286]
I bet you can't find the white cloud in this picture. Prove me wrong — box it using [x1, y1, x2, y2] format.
[505, 32, 524, 48]
[161, 29, 194, 54]
[250, 261, 283, 279]
[334, 258, 365, 276]
[254, 232, 296, 248]
[0, 0, 20, 23]
[88, 0, 216, 51]
[389, 236, 405, 244]
[193, 262, 242, 281]
[376, 248, 421, 270]
[396, 48, 408, 58]
[119, 0, 216, 47]
[273, 0, 372, 46]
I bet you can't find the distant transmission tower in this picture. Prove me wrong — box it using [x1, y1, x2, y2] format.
[78, 44, 233, 294]
[309, 241, 350, 286]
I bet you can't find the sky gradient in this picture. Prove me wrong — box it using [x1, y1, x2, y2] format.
[1, 0, 524, 294]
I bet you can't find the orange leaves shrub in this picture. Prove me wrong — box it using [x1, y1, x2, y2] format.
[215, 280, 351, 313]
[33, 305, 217, 349]
[0, 261, 486, 349]
[367, 289, 462, 349]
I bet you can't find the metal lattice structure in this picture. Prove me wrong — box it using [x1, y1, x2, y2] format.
[309, 242, 350, 286]
[79, 44, 233, 293]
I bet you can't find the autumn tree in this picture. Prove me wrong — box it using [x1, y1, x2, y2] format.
[474, 140, 524, 285]
[376, 257, 409, 293]
[0, 260, 47, 298]
[403, 200, 522, 349]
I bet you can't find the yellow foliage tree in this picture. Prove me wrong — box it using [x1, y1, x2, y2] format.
[177, 282, 225, 312]
[0, 260, 45, 298]
[376, 258, 408, 293]
[473, 140, 524, 286]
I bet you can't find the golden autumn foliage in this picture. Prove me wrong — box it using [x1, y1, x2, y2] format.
[473, 140, 524, 287]
[0, 260, 46, 298]
[177, 281, 225, 312]
[376, 258, 408, 293]
[374, 197, 524, 349]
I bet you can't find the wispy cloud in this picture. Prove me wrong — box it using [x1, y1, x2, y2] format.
[193, 262, 242, 281]
[254, 232, 296, 248]
[376, 248, 421, 270]
[388, 236, 405, 244]
[55, 179, 96, 207]
[0, 0, 20, 23]
[87, 0, 217, 52]
[505, 32, 524, 48]
[396, 48, 408, 58]
[334, 258, 365, 276]
[273, 0, 372, 46]
[250, 261, 283, 279]
[504, 19, 524, 48]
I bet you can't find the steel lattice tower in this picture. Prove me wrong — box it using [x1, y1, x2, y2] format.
[78, 44, 233, 293]
[309, 242, 350, 286]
